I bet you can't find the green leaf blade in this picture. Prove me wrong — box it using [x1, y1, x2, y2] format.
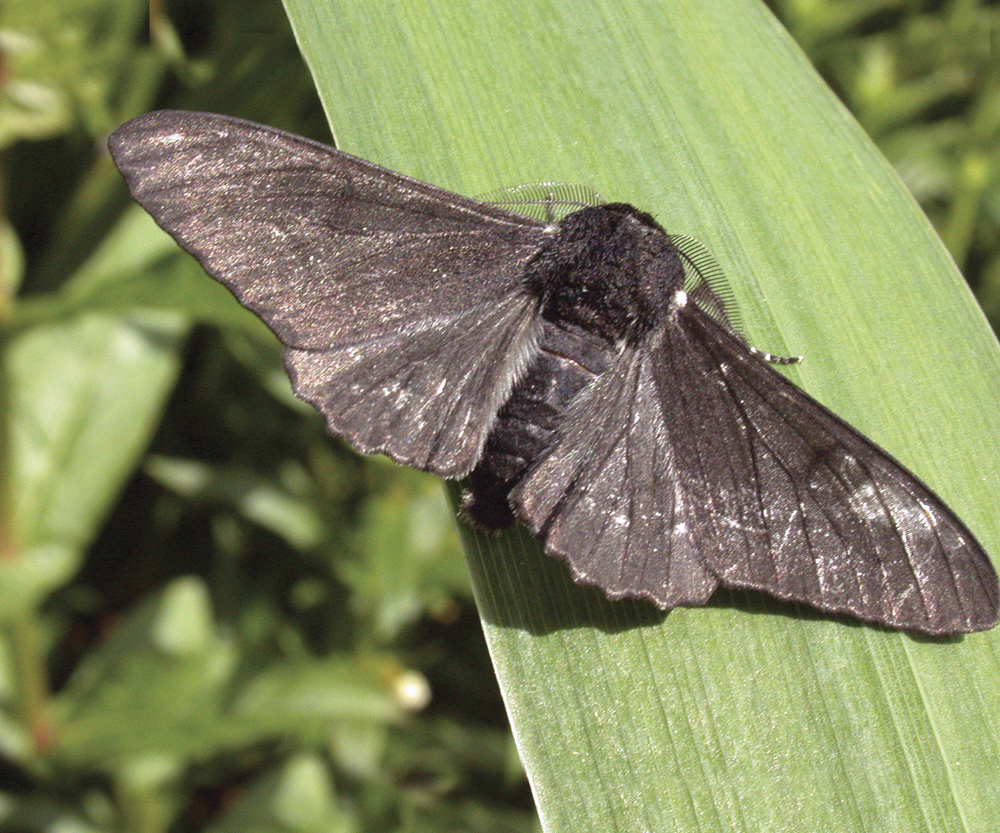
[283, 1, 1000, 830]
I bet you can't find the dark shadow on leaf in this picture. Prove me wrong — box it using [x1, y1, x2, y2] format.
[458, 512, 961, 642]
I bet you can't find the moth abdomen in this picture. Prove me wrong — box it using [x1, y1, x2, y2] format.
[463, 320, 618, 529]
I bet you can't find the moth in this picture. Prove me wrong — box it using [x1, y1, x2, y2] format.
[109, 110, 999, 634]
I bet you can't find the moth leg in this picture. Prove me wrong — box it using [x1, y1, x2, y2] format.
[748, 345, 803, 365]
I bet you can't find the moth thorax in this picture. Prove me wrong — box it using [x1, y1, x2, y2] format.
[530, 203, 685, 342]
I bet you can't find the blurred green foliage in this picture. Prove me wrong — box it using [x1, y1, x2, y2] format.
[0, 0, 996, 831]
[769, 0, 999, 312]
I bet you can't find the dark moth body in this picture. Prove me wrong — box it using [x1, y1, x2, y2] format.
[108, 111, 1000, 634]
[467, 204, 679, 529]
